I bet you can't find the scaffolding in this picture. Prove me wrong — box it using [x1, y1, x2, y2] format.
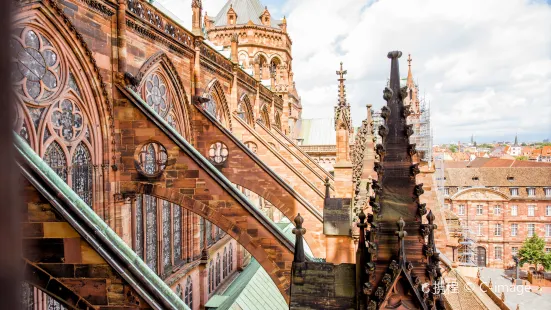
[457, 226, 477, 266]
[408, 95, 433, 167]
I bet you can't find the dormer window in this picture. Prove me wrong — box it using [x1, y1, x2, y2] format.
[507, 176, 514, 181]
[227, 5, 237, 26]
[472, 176, 479, 181]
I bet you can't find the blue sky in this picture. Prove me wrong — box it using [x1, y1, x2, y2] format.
[158, 0, 551, 144]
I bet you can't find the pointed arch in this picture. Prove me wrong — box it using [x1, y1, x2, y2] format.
[137, 51, 192, 143]
[259, 104, 271, 129]
[237, 93, 255, 126]
[274, 110, 282, 130]
[12, 4, 112, 213]
[203, 79, 232, 130]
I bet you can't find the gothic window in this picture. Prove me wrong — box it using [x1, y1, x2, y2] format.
[162, 200, 172, 276]
[136, 195, 144, 258]
[203, 92, 226, 125]
[145, 73, 169, 118]
[71, 143, 92, 206]
[208, 261, 214, 294]
[208, 142, 229, 165]
[223, 247, 228, 278]
[200, 217, 205, 251]
[229, 245, 233, 273]
[216, 253, 221, 286]
[244, 141, 257, 154]
[173, 204, 182, 264]
[237, 102, 245, 120]
[51, 99, 83, 141]
[176, 284, 183, 300]
[145, 195, 158, 274]
[137, 142, 168, 177]
[44, 141, 67, 182]
[184, 277, 193, 308]
[206, 220, 213, 246]
[12, 29, 60, 101]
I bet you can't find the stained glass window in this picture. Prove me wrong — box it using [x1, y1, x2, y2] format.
[162, 200, 171, 276]
[173, 204, 182, 264]
[20, 282, 34, 310]
[216, 253, 221, 286]
[72, 143, 92, 206]
[12, 29, 60, 101]
[223, 247, 227, 278]
[137, 142, 168, 177]
[208, 261, 214, 294]
[44, 141, 67, 182]
[200, 217, 205, 251]
[229, 245, 233, 273]
[208, 142, 229, 165]
[184, 277, 193, 308]
[51, 99, 83, 141]
[176, 284, 183, 300]
[145, 73, 169, 118]
[145, 195, 158, 274]
[206, 220, 213, 246]
[136, 195, 144, 258]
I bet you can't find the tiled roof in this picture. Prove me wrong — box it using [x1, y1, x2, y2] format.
[295, 118, 336, 145]
[213, 0, 281, 29]
[444, 167, 551, 187]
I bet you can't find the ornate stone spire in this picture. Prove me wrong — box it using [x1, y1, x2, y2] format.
[334, 62, 352, 132]
[337, 62, 348, 107]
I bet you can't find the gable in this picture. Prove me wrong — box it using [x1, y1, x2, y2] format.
[451, 188, 508, 201]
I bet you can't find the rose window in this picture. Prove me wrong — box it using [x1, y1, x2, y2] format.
[137, 142, 168, 177]
[208, 142, 229, 164]
[12, 29, 60, 101]
[145, 74, 169, 118]
[51, 99, 83, 141]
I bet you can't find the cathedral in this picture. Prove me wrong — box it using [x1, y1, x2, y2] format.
[13, 0, 504, 310]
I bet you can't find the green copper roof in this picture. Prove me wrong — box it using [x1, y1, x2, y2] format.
[214, 259, 288, 310]
[14, 133, 189, 310]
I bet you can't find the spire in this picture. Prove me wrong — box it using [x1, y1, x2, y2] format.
[406, 53, 413, 86]
[514, 133, 518, 146]
[336, 62, 348, 107]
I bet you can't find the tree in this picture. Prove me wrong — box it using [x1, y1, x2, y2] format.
[518, 234, 546, 271]
[449, 145, 458, 153]
[515, 156, 528, 161]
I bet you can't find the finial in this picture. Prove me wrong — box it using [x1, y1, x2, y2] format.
[324, 177, 331, 199]
[395, 217, 407, 239]
[358, 209, 367, 223]
[408, 54, 412, 67]
[427, 210, 435, 223]
[292, 214, 306, 263]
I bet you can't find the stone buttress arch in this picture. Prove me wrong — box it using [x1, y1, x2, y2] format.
[238, 93, 255, 126]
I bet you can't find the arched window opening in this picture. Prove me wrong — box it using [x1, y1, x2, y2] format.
[145, 195, 158, 274]
[223, 247, 228, 278]
[208, 261, 214, 294]
[216, 253, 221, 286]
[184, 277, 193, 308]
[44, 141, 67, 183]
[162, 200, 172, 277]
[71, 143, 92, 206]
[176, 284, 183, 300]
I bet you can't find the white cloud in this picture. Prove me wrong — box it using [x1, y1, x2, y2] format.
[157, 0, 551, 143]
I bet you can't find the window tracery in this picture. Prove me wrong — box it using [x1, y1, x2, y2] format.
[162, 200, 171, 276]
[71, 143, 92, 206]
[44, 141, 67, 182]
[137, 142, 168, 177]
[12, 29, 60, 101]
[145, 73, 169, 118]
[208, 142, 229, 165]
[184, 277, 193, 308]
[12, 26, 98, 207]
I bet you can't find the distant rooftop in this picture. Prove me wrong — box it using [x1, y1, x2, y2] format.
[212, 0, 282, 29]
